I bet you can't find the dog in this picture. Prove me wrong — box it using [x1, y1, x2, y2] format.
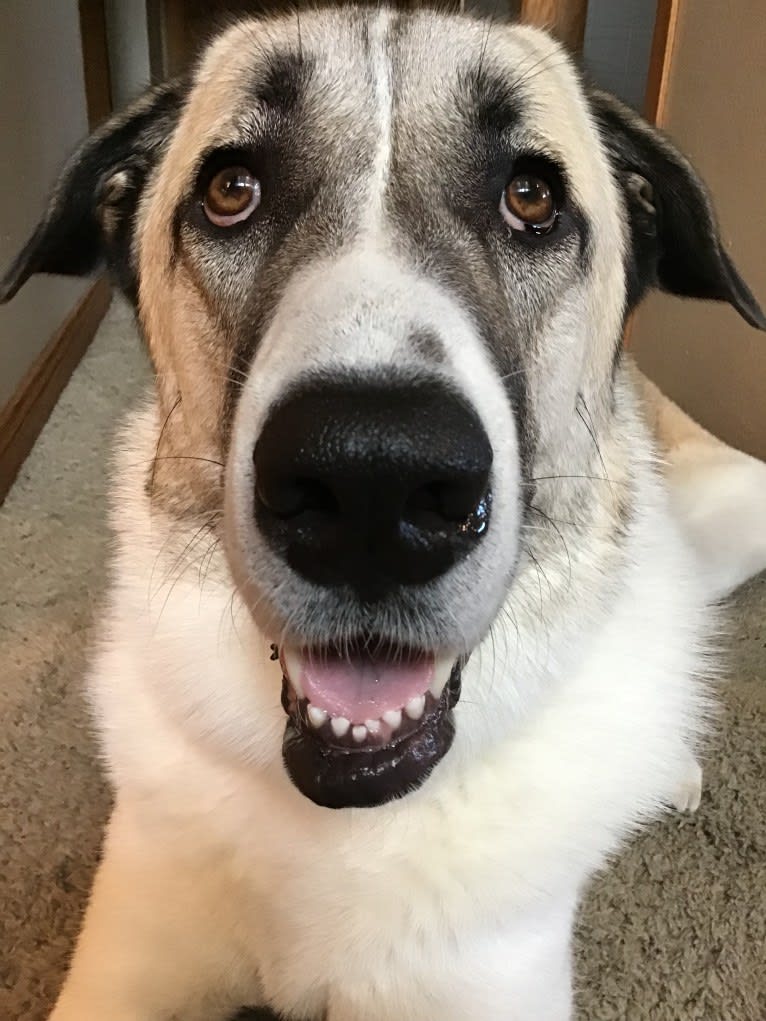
[2, 7, 765, 1020]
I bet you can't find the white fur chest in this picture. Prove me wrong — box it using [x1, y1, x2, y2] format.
[88, 437, 709, 1019]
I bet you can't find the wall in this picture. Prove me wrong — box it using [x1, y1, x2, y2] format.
[630, 0, 766, 460]
[0, 2, 90, 410]
[105, 0, 151, 108]
[582, 0, 656, 110]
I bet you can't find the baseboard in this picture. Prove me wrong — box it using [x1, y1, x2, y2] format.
[0, 277, 112, 504]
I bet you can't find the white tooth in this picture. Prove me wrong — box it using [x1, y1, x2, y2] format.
[281, 647, 305, 699]
[382, 708, 402, 730]
[331, 716, 350, 738]
[365, 719, 381, 735]
[429, 656, 454, 700]
[352, 725, 368, 743]
[307, 705, 328, 729]
[405, 695, 425, 720]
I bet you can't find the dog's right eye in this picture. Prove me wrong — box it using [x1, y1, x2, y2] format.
[501, 174, 557, 235]
[203, 166, 261, 226]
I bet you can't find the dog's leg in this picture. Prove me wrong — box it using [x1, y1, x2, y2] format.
[327, 973, 572, 1021]
[325, 902, 575, 1021]
[635, 367, 766, 600]
[48, 803, 262, 1021]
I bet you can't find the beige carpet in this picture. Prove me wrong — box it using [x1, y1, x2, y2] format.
[1, 300, 764, 1021]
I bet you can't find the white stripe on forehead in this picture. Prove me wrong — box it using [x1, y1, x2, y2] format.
[364, 8, 395, 239]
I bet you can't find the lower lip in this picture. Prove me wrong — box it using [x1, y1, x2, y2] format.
[279, 660, 463, 809]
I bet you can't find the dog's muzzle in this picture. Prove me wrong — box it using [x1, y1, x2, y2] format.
[253, 376, 492, 808]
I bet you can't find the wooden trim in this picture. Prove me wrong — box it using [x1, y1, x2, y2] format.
[644, 0, 682, 125]
[520, 0, 589, 51]
[146, 0, 167, 81]
[624, 0, 682, 350]
[0, 279, 111, 504]
[146, 0, 190, 79]
[78, 0, 113, 127]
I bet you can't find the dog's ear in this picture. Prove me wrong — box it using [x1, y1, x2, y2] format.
[589, 89, 766, 330]
[0, 79, 188, 306]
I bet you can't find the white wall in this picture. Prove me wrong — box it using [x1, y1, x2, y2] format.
[0, 2, 90, 409]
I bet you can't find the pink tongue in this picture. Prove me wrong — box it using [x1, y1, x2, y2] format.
[299, 652, 434, 724]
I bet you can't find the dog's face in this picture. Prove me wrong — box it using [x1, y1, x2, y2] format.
[3, 9, 763, 809]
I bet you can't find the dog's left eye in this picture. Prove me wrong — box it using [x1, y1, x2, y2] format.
[501, 173, 557, 235]
[203, 166, 261, 226]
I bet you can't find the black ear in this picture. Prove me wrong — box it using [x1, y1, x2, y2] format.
[0, 78, 188, 306]
[589, 89, 766, 331]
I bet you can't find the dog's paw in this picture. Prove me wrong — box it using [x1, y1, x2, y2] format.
[671, 755, 702, 814]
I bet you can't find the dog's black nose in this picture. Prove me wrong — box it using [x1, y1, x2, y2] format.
[253, 377, 492, 599]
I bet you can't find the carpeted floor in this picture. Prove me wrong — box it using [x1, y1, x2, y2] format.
[1, 299, 764, 1021]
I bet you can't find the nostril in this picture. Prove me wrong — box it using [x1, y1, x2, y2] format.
[404, 480, 489, 531]
[403, 483, 444, 533]
[437, 480, 488, 521]
[257, 476, 339, 519]
[292, 478, 339, 517]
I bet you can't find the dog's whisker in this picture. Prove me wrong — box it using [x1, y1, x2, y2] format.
[526, 505, 573, 589]
[151, 510, 224, 598]
[294, 3, 303, 65]
[497, 367, 526, 383]
[148, 393, 182, 500]
[144, 455, 225, 469]
[147, 507, 223, 603]
[525, 474, 628, 486]
[477, 0, 502, 81]
[576, 395, 617, 504]
[511, 53, 576, 92]
[525, 547, 554, 607]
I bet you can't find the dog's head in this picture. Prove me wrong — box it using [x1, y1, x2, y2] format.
[3, 9, 763, 809]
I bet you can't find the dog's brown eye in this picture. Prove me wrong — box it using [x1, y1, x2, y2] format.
[502, 174, 557, 233]
[204, 166, 260, 226]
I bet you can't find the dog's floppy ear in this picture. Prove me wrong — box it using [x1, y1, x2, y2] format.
[589, 89, 766, 330]
[0, 78, 188, 306]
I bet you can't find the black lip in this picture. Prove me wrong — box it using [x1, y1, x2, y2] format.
[281, 661, 463, 809]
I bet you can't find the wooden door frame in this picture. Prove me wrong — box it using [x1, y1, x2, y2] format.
[520, 0, 588, 51]
[79, 0, 114, 127]
[146, 0, 188, 79]
[644, 0, 682, 124]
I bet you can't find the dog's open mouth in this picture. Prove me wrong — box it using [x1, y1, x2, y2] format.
[277, 641, 462, 809]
